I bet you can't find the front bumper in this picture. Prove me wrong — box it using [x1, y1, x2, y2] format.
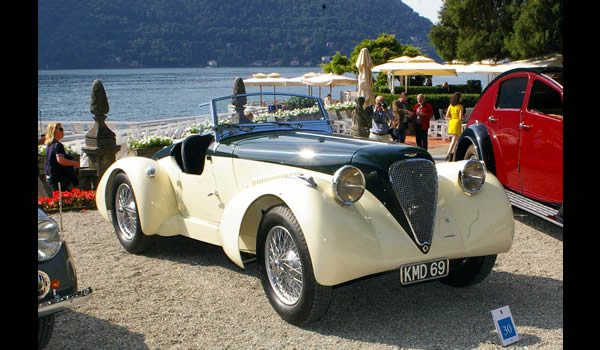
[38, 286, 93, 318]
[38, 241, 93, 318]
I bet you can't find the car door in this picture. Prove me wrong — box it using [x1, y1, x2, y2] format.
[487, 74, 529, 193]
[519, 77, 563, 203]
[177, 142, 225, 224]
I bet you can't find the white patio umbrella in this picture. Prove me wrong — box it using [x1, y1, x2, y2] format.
[444, 54, 562, 84]
[356, 48, 374, 107]
[302, 73, 357, 98]
[388, 55, 435, 63]
[373, 56, 457, 92]
[288, 72, 320, 95]
[244, 72, 300, 105]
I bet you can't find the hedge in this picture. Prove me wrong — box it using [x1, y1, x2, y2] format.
[380, 93, 481, 119]
[376, 80, 482, 95]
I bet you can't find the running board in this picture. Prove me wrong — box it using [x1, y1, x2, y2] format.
[505, 190, 563, 228]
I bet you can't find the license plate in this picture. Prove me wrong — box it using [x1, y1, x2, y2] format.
[400, 258, 449, 285]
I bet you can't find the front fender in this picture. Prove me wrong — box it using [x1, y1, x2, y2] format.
[456, 123, 496, 174]
[218, 176, 331, 269]
[219, 162, 514, 287]
[96, 156, 178, 235]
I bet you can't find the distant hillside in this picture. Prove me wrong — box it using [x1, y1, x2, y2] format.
[38, 0, 439, 69]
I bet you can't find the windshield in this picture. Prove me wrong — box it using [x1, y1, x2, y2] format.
[209, 93, 331, 141]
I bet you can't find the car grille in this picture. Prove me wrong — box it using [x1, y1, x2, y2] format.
[388, 159, 437, 249]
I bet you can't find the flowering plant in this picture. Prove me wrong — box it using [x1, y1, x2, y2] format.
[38, 188, 96, 212]
[325, 101, 356, 111]
[185, 120, 214, 136]
[38, 144, 78, 157]
[128, 135, 173, 149]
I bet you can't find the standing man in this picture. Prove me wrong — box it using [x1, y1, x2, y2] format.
[349, 96, 372, 138]
[411, 94, 434, 150]
[391, 92, 413, 143]
[369, 95, 394, 141]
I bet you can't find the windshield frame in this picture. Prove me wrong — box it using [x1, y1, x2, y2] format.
[208, 92, 332, 142]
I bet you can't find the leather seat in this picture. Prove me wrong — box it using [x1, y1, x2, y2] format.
[181, 134, 214, 175]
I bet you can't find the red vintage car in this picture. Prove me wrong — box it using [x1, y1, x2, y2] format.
[454, 67, 563, 226]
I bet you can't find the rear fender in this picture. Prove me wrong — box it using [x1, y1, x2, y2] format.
[96, 157, 178, 235]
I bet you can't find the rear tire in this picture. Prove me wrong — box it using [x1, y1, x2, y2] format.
[257, 205, 332, 325]
[111, 173, 155, 254]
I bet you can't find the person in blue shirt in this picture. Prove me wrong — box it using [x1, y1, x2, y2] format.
[44, 123, 80, 192]
[369, 95, 394, 141]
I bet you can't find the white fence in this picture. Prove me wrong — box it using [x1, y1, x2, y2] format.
[39, 116, 207, 154]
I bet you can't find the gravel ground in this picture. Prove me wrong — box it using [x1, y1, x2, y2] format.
[44, 147, 563, 350]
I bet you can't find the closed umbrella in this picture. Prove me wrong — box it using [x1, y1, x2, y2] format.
[356, 48, 374, 107]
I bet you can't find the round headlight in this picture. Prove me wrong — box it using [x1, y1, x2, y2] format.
[458, 157, 487, 195]
[332, 165, 366, 205]
[38, 214, 63, 262]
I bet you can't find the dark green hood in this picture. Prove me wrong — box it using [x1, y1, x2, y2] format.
[212, 131, 432, 175]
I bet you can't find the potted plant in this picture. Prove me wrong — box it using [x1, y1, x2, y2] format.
[184, 120, 213, 136]
[325, 101, 356, 120]
[127, 135, 173, 158]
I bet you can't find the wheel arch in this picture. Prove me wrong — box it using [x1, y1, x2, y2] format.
[96, 157, 179, 234]
[455, 123, 497, 175]
[219, 176, 334, 270]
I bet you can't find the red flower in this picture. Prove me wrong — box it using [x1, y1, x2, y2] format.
[38, 189, 97, 211]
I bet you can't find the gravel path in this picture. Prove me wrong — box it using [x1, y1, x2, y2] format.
[44, 146, 563, 349]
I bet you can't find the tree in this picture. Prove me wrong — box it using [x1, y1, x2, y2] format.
[429, 0, 562, 62]
[504, 0, 562, 59]
[322, 33, 421, 75]
[322, 52, 352, 75]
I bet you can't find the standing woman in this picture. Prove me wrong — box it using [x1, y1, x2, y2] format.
[44, 123, 80, 192]
[445, 92, 464, 161]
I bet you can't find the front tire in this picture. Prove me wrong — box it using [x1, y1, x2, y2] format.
[439, 255, 497, 287]
[111, 173, 154, 254]
[257, 205, 332, 326]
[464, 144, 479, 160]
[38, 315, 55, 349]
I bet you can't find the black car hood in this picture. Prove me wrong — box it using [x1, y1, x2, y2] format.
[212, 131, 432, 175]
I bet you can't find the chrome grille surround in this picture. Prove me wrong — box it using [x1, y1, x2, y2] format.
[388, 159, 438, 253]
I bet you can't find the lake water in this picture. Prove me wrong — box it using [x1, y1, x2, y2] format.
[38, 67, 488, 123]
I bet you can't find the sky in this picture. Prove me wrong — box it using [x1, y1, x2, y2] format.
[401, 0, 444, 24]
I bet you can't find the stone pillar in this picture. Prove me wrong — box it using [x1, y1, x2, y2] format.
[80, 80, 121, 190]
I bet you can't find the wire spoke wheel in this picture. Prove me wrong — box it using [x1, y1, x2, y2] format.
[110, 173, 154, 254]
[115, 183, 138, 241]
[257, 204, 332, 325]
[265, 225, 303, 305]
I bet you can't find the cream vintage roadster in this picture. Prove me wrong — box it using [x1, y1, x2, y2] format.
[96, 92, 514, 325]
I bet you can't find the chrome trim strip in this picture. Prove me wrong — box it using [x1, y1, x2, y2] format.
[38, 287, 93, 318]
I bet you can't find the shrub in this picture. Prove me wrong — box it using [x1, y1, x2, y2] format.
[381, 93, 480, 119]
[127, 135, 173, 149]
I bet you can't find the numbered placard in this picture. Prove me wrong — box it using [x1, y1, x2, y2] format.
[491, 306, 519, 346]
